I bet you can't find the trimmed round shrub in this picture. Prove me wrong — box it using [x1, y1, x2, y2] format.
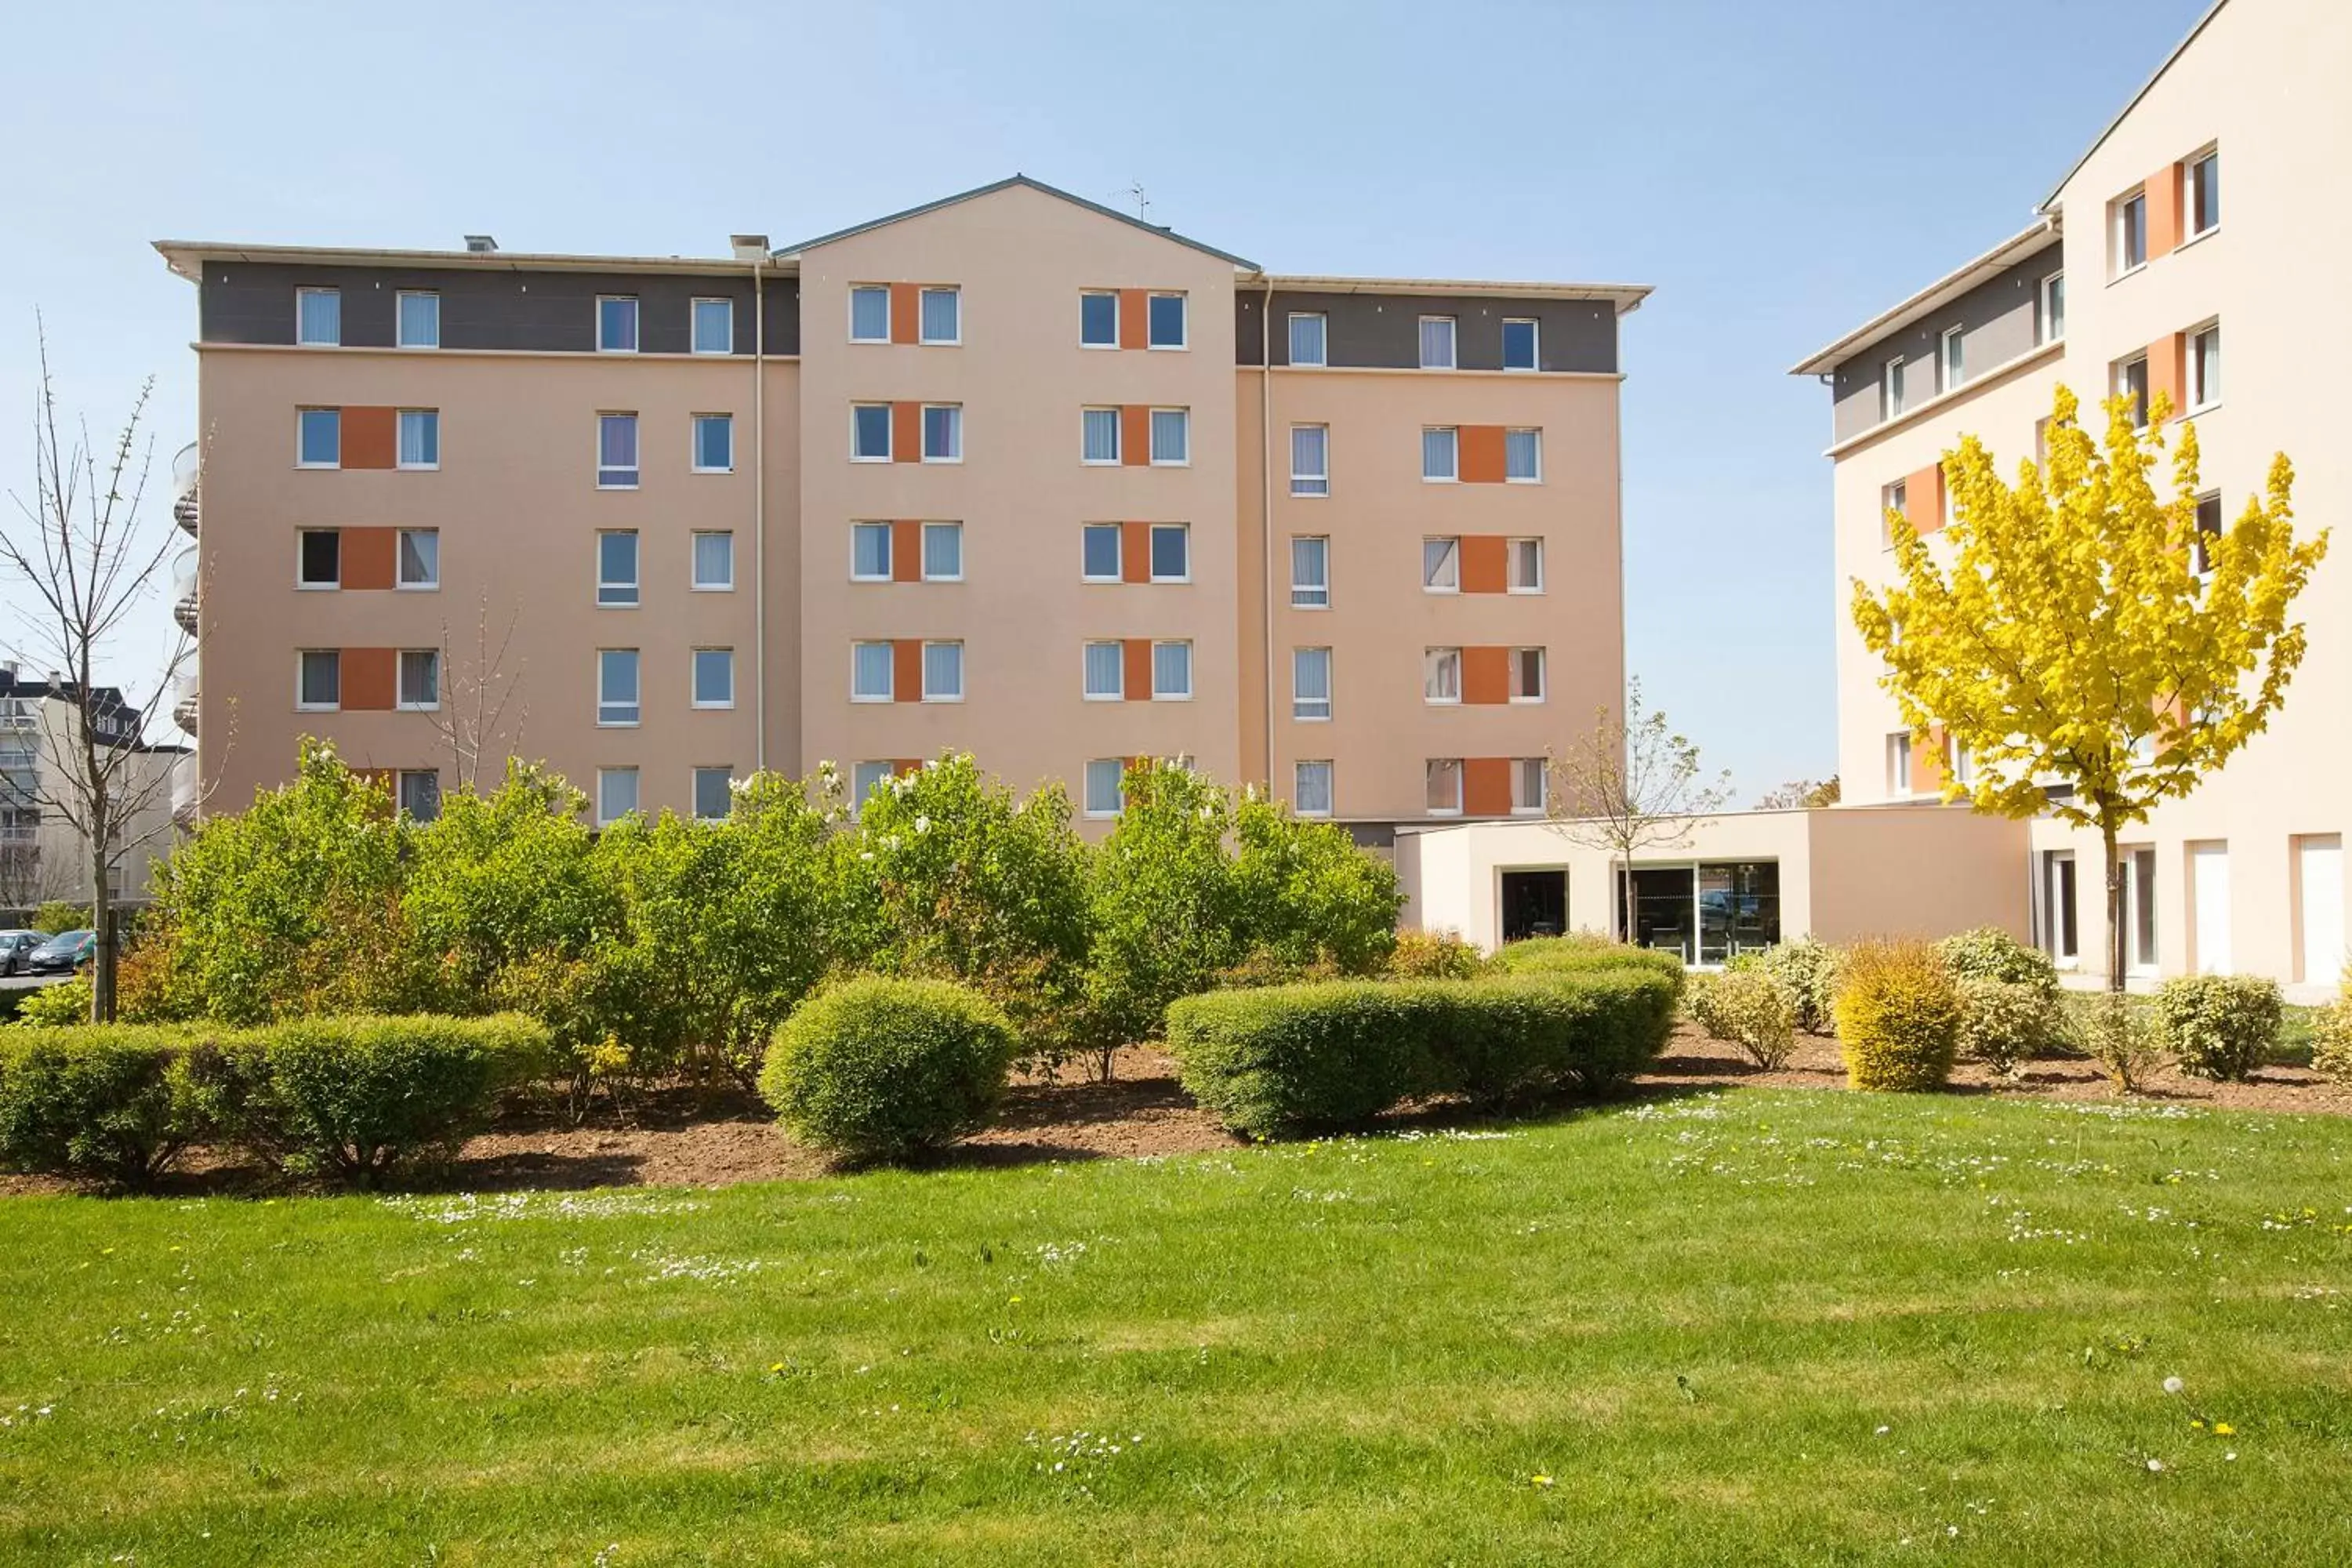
[1955, 977, 2057, 1079]
[1495, 936, 1686, 999]
[1729, 938, 1841, 1034]
[1833, 938, 1962, 1092]
[2149, 975, 2282, 1081]
[0, 1025, 220, 1188]
[2310, 994, 2352, 1087]
[1686, 969, 1796, 1069]
[1935, 927, 2059, 1001]
[760, 977, 1016, 1163]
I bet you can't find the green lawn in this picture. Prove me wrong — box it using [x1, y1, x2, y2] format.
[2, 1090, 2348, 1566]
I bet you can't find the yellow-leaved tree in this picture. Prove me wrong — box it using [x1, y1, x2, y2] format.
[1853, 385, 2328, 992]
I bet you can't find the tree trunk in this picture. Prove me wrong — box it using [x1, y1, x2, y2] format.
[2101, 818, 2125, 996]
[90, 857, 116, 1022]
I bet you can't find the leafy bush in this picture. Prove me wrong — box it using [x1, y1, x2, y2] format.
[1228, 793, 1402, 975]
[1496, 937, 1686, 998]
[1384, 930, 1493, 982]
[1167, 966, 1678, 1138]
[1833, 939, 1962, 1092]
[1935, 927, 2059, 1000]
[760, 977, 1017, 1163]
[1686, 969, 1796, 1069]
[2149, 975, 2282, 1082]
[2078, 993, 2165, 1091]
[198, 1014, 547, 1185]
[31, 900, 88, 935]
[1728, 938, 1842, 1034]
[14, 975, 93, 1027]
[2310, 984, 2352, 1087]
[0, 1025, 219, 1187]
[1955, 977, 2056, 1079]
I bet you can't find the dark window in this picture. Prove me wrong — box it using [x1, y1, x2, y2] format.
[2194, 493, 2223, 574]
[1501, 319, 1538, 371]
[1501, 869, 1567, 942]
[1080, 292, 1118, 347]
[299, 529, 340, 586]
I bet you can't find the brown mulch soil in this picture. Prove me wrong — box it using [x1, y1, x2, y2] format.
[5, 1030, 2349, 1199]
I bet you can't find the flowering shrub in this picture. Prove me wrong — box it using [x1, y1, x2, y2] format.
[1729, 938, 1842, 1034]
[760, 977, 1015, 1163]
[1834, 939, 1962, 1092]
[1955, 977, 2056, 1078]
[1382, 930, 1492, 982]
[2310, 977, 2352, 1086]
[1935, 927, 2060, 1000]
[2149, 975, 2282, 1081]
[1685, 969, 1796, 1069]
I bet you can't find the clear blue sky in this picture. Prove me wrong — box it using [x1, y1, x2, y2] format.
[0, 0, 2210, 800]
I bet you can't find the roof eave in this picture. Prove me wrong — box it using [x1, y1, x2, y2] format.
[1785, 217, 2060, 377]
[152, 240, 789, 282]
[773, 173, 1258, 270]
[1253, 274, 1653, 314]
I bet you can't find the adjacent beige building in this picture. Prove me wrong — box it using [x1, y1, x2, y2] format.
[158, 177, 1646, 838]
[0, 668, 183, 912]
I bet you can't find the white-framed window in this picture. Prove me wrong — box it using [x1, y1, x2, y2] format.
[1152, 640, 1192, 701]
[692, 766, 734, 821]
[1081, 524, 1122, 583]
[396, 409, 439, 470]
[1886, 731, 1913, 797]
[691, 297, 734, 354]
[850, 761, 894, 814]
[1080, 290, 1118, 347]
[397, 770, 442, 822]
[2187, 147, 2220, 238]
[922, 641, 964, 702]
[1425, 647, 1461, 704]
[1940, 325, 1965, 392]
[1880, 479, 1909, 547]
[597, 295, 640, 353]
[2193, 492, 2223, 576]
[297, 529, 340, 589]
[595, 767, 639, 827]
[2114, 352, 2151, 430]
[1422, 426, 1458, 481]
[692, 413, 734, 473]
[849, 285, 891, 343]
[2122, 844, 2160, 973]
[296, 649, 340, 711]
[597, 412, 639, 488]
[297, 408, 340, 468]
[852, 403, 893, 460]
[1082, 407, 1122, 464]
[1290, 535, 1330, 608]
[1423, 537, 1460, 593]
[398, 528, 439, 589]
[921, 405, 962, 463]
[1508, 537, 1544, 593]
[396, 291, 439, 349]
[1288, 312, 1327, 366]
[1947, 733, 1974, 786]
[2189, 321, 2221, 410]
[691, 648, 735, 709]
[1290, 423, 1329, 496]
[1504, 428, 1541, 482]
[1511, 647, 1546, 702]
[1083, 758, 1126, 818]
[597, 648, 641, 726]
[692, 530, 734, 590]
[1882, 356, 1908, 421]
[1293, 760, 1334, 818]
[851, 641, 895, 702]
[1293, 647, 1331, 720]
[1511, 757, 1547, 815]
[919, 287, 960, 345]
[1149, 523, 1189, 582]
[1501, 318, 1539, 372]
[2112, 188, 2147, 276]
[1147, 292, 1187, 349]
[296, 287, 340, 347]
[1418, 315, 1457, 369]
[397, 648, 440, 711]
[1083, 641, 1125, 700]
[1149, 408, 1189, 465]
[597, 530, 640, 607]
[1425, 758, 1464, 815]
[2039, 273, 2066, 344]
[923, 521, 963, 582]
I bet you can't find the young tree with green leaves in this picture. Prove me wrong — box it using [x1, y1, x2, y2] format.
[1853, 386, 2327, 993]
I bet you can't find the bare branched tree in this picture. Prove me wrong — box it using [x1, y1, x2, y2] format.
[424, 588, 529, 794]
[1, 325, 193, 1018]
[1546, 676, 1734, 942]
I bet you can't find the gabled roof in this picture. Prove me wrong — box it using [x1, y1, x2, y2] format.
[773, 174, 1258, 270]
[1786, 219, 2058, 378]
[2039, 0, 2230, 212]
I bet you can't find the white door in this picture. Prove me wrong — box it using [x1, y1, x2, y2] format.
[2299, 836, 2344, 985]
[2191, 844, 2231, 975]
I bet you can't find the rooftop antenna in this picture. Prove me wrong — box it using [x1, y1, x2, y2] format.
[1121, 182, 1151, 221]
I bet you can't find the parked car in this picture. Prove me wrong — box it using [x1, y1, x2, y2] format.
[0, 930, 40, 975]
[25, 929, 94, 975]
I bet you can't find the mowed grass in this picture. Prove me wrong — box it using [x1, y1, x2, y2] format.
[2, 1091, 2349, 1566]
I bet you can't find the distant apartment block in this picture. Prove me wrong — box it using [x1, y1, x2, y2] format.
[0, 666, 183, 910]
[158, 176, 1646, 838]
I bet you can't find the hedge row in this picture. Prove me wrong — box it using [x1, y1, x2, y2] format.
[0, 1014, 546, 1188]
[1167, 951, 1679, 1139]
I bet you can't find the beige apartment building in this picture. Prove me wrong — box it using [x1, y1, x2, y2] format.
[0, 667, 183, 912]
[158, 176, 1645, 838]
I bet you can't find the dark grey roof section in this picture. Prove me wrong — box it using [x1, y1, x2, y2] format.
[775, 175, 1258, 270]
[2038, 0, 2229, 212]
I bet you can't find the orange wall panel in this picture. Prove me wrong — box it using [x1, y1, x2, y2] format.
[341, 526, 397, 590]
[891, 520, 922, 583]
[342, 647, 397, 711]
[1118, 289, 1148, 350]
[1123, 637, 1152, 701]
[1120, 521, 1150, 583]
[1120, 404, 1150, 466]
[342, 406, 397, 470]
[1460, 535, 1508, 594]
[2144, 163, 2183, 259]
[891, 401, 921, 463]
[889, 283, 920, 345]
[893, 639, 923, 702]
[2147, 332, 2185, 421]
[1462, 646, 1510, 705]
[1463, 757, 1512, 817]
[1458, 425, 1507, 485]
[1915, 725, 1946, 796]
[1907, 464, 1945, 535]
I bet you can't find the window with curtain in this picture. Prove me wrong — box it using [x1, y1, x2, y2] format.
[1425, 759, 1464, 813]
[2190, 323, 2222, 408]
[1293, 648, 1331, 720]
[298, 409, 340, 467]
[597, 649, 640, 725]
[1423, 427, 1457, 481]
[1505, 428, 1541, 481]
[397, 292, 439, 349]
[923, 522, 963, 579]
[297, 289, 340, 346]
[693, 768, 734, 820]
[1082, 524, 1121, 580]
[921, 405, 961, 461]
[1512, 759, 1546, 812]
[397, 771, 442, 822]
[692, 648, 734, 707]
[693, 414, 733, 472]
[1152, 641, 1192, 699]
[596, 768, 639, 826]
[692, 531, 734, 590]
[850, 762, 893, 814]
[597, 531, 639, 607]
[397, 529, 437, 587]
[1150, 408, 1189, 464]
[597, 296, 639, 352]
[397, 649, 439, 709]
[852, 405, 892, 459]
[850, 286, 890, 342]
[1083, 760, 1125, 817]
[1509, 538, 1544, 591]
[1288, 313, 1327, 366]
[1082, 408, 1120, 463]
[691, 298, 733, 354]
[1512, 648, 1546, 701]
[1290, 536, 1329, 608]
[1423, 537, 1460, 591]
[1418, 316, 1456, 368]
[920, 288, 960, 343]
[1425, 648, 1461, 703]
[1290, 424, 1328, 495]
[922, 641, 964, 700]
[298, 649, 340, 709]
[2189, 149, 2220, 235]
[1083, 641, 1124, 699]
[1293, 761, 1333, 817]
[851, 642, 895, 700]
[597, 413, 638, 486]
[397, 410, 438, 469]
